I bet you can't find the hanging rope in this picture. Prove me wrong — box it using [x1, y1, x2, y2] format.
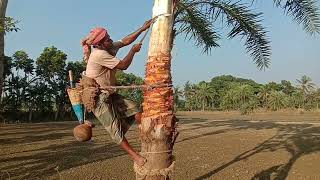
[140, 149, 173, 154]
[100, 83, 173, 90]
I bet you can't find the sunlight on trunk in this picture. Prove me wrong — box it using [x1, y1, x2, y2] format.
[136, 0, 177, 179]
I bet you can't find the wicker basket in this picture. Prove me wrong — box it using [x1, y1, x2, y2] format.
[67, 88, 82, 105]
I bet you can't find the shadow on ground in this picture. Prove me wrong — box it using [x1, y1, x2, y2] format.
[177, 115, 320, 180]
[0, 122, 139, 179]
[1, 115, 320, 179]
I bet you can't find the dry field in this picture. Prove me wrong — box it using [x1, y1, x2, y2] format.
[1, 111, 320, 180]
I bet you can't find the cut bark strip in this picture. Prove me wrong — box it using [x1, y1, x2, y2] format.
[139, 0, 177, 179]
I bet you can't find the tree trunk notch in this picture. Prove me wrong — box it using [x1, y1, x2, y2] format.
[138, 54, 177, 180]
[137, 0, 178, 179]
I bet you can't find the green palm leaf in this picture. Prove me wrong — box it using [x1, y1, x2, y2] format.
[175, 1, 220, 53]
[175, 0, 271, 70]
[273, 0, 320, 35]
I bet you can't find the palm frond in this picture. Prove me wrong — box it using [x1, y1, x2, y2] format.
[274, 0, 320, 35]
[217, 1, 271, 70]
[175, 1, 220, 54]
[175, 0, 271, 70]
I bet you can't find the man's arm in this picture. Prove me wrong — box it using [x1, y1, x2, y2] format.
[116, 43, 142, 70]
[121, 19, 152, 46]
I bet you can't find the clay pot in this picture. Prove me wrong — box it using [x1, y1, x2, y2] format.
[73, 124, 92, 142]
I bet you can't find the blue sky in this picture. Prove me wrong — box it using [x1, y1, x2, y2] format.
[5, 0, 320, 87]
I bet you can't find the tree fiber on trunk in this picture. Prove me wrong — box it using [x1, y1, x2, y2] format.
[137, 53, 177, 180]
[136, 0, 178, 179]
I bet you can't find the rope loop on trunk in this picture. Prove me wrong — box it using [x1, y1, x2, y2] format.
[99, 83, 173, 90]
[140, 149, 172, 154]
[134, 161, 175, 179]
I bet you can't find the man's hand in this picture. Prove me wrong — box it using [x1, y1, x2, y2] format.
[141, 19, 152, 31]
[131, 43, 142, 53]
[116, 43, 142, 70]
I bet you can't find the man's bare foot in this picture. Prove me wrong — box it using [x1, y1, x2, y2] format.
[133, 155, 147, 166]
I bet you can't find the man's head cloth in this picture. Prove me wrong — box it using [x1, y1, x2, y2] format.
[81, 27, 108, 63]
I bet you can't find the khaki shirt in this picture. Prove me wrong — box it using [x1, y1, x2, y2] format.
[85, 41, 123, 94]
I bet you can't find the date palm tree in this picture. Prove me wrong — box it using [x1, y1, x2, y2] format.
[296, 75, 316, 108]
[297, 75, 316, 94]
[139, 0, 320, 179]
[196, 82, 216, 111]
[267, 90, 289, 110]
[173, 86, 183, 110]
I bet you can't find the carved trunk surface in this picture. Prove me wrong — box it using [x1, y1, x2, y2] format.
[137, 0, 177, 180]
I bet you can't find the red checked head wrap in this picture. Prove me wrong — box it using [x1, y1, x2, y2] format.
[81, 27, 108, 63]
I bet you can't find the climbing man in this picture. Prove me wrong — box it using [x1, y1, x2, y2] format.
[80, 19, 152, 166]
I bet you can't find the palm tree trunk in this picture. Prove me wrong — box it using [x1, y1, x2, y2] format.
[0, 0, 8, 101]
[137, 0, 177, 179]
[202, 99, 205, 111]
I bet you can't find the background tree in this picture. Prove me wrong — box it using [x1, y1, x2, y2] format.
[0, 48, 147, 123]
[184, 82, 200, 110]
[116, 71, 144, 105]
[289, 89, 304, 109]
[297, 75, 315, 94]
[296, 75, 316, 108]
[221, 83, 258, 113]
[280, 80, 295, 95]
[267, 90, 289, 111]
[66, 61, 85, 83]
[257, 85, 270, 108]
[196, 82, 216, 111]
[12, 51, 35, 116]
[173, 86, 184, 111]
[311, 88, 320, 110]
[0, 0, 19, 100]
[36, 46, 67, 121]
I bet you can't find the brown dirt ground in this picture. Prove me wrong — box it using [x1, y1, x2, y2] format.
[1, 111, 320, 180]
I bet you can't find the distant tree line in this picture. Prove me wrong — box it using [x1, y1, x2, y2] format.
[174, 75, 320, 114]
[1, 47, 319, 123]
[0, 47, 143, 123]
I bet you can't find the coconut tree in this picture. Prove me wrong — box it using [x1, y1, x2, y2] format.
[139, 0, 320, 179]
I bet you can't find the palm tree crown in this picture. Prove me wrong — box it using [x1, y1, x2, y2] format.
[174, 0, 320, 70]
[296, 75, 316, 94]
